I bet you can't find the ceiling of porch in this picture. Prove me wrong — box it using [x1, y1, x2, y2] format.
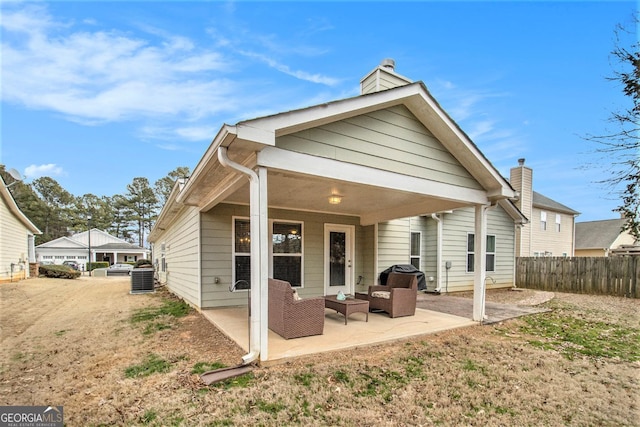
[218, 169, 470, 225]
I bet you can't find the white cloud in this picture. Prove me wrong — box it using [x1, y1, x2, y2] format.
[1, 4, 235, 124]
[139, 125, 219, 144]
[238, 50, 340, 86]
[24, 163, 64, 179]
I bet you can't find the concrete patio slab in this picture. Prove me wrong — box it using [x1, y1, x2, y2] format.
[202, 306, 476, 365]
[417, 292, 549, 324]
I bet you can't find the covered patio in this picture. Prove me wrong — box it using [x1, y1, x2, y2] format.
[202, 305, 475, 366]
[150, 62, 519, 365]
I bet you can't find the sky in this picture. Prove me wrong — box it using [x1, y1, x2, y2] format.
[1, 1, 636, 222]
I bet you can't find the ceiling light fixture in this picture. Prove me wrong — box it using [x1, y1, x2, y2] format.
[328, 194, 343, 205]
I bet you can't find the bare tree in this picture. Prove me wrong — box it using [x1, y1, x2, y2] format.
[585, 14, 639, 239]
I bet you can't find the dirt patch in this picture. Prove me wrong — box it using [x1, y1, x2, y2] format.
[1, 278, 638, 426]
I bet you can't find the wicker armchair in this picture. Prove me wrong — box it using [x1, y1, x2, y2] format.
[367, 273, 418, 318]
[268, 278, 325, 339]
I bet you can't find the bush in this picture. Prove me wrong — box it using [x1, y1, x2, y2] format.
[135, 259, 153, 268]
[87, 261, 109, 271]
[39, 264, 81, 279]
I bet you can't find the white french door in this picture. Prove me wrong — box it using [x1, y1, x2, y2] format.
[324, 224, 355, 296]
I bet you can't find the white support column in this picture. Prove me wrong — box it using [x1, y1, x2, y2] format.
[218, 147, 262, 364]
[258, 166, 269, 362]
[473, 204, 488, 322]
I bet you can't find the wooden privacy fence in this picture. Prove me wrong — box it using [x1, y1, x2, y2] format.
[516, 257, 639, 298]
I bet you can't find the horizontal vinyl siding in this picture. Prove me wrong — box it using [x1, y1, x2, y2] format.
[276, 105, 482, 190]
[530, 208, 575, 256]
[200, 203, 366, 308]
[377, 218, 410, 277]
[0, 198, 30, 281]
[153, 206, 200, 307]
[440, 206, 515, 292]
[355, 225, 376, 293]
[410, 216, 437, 285]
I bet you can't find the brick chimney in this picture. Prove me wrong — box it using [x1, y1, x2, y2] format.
[360, 59, 413, 95]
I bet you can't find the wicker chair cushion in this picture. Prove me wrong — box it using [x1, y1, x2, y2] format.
[371, 290, 391, 299]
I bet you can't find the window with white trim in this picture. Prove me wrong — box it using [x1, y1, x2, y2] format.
[466, 233, 496, 273]
[555, 214, 561, 232]
[233, 218, 304, 289]
[233, 219, 251, 290]
[541, 211, 547, 231]
[272, 222, 303, 287]
[410, 232, 421, 269]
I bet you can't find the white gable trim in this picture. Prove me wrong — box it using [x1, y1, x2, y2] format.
[258, 147, 489, 204]
[36, 236, 86, 249]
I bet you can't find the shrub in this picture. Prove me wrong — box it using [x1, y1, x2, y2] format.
[135, 259, 153, 268]
[39, 264, 81, 279]
[87, 261, 109, 271]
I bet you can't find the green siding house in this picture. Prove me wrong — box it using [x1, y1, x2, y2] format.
[149, 60, 526, 363]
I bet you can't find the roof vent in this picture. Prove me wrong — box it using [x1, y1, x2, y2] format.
[380, 58, 395, 71]
[518, 158, 526, 166]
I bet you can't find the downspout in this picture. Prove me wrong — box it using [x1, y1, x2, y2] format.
[218, 147, 261, 365]
[513, 224, 521, 289]
[430, 213, 443, 293]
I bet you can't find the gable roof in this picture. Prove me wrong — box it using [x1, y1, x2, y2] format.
[70, 228, 131, 245]
[575, 218, 634, 249]
[36, 236, 86, 249]
[36, 229, 147, 251]
[234, 82, 513, 199]
[0, 175, 41, 235]
[533, 191, 580, 215]
[152, 71, 518, 238]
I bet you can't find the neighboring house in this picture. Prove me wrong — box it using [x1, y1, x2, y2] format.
[510, 159, 580, 257]
[575, 217, 638, 257]
[1, 175, 41, 282]
[36, 228, 150, 269]
[149, 59, 526, 363]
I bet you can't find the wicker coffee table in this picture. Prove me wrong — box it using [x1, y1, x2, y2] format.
[324, 296, 369, 325]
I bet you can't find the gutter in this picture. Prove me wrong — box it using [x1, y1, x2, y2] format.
[217, 146, 262, 365]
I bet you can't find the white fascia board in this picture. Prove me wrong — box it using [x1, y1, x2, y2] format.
[0, 177, 42, 234]
[176, 125, 237, 205]
[236, 123, 275, 146]
[37, 236, 86, 248]
[498, 199, 529, 225]
[257, 146, 488, 204]
[239, 85, 422, 138]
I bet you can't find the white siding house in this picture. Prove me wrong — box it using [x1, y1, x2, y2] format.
[36, 228, 150, 269]
[149, 60, 526, 363]
[1, 175, 41, 282]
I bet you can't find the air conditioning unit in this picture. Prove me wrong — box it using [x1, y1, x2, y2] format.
[130, 268, 155, 294]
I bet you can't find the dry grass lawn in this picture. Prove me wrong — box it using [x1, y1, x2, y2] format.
[1, 276, 638, 426]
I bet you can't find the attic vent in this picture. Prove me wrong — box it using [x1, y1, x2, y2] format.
[380, 58, 395, 71]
